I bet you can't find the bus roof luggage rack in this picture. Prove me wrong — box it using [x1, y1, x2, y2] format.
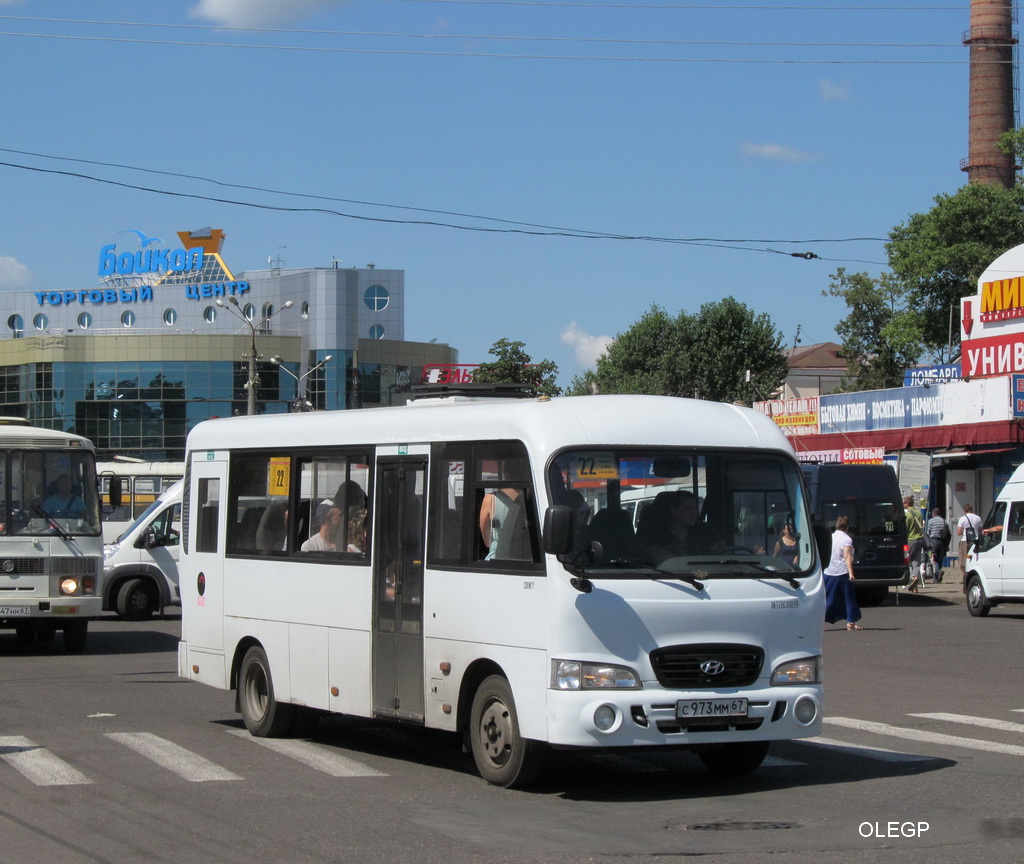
[408, 382, 537, 402]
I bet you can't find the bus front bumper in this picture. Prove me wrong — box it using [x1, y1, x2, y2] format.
[546, 684, 823, 749]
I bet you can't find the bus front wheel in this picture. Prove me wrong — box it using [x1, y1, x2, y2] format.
[117, 578, 156, 621]
[967, 576, 992, 617]
[469, 675, 546, 789]
[239, 646, 295, 737]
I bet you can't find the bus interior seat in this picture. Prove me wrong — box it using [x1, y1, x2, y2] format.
[255, 502, 287, 552]
[295, 499, 311, 545]
[236, 506, 265, 550]
[589, 507, 637, 560]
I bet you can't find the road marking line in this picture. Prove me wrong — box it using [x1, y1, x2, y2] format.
[104, 733, 241, 782]
[0, 736, 92, 786]
[825, 717, 1024, 757]
[226, 729, 388, 777]
[909, 712, 1024, 734]
[805, 736, 935, 762]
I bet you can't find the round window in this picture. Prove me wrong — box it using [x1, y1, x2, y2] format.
[77, 312, 93, 329]
[121, 310, 136, 328]
[163, 308, 178, 326]
[369, 324, 385, 340]
[365, 285, 390, 312]
[33, 314, 48, 330]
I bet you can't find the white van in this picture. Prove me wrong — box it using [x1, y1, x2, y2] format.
[101, 479, 182, 620]
[964, 466, 1024, 616]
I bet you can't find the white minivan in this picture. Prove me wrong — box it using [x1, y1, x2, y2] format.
[101, 479, 183, 620]
[964, 466, 1024, 616]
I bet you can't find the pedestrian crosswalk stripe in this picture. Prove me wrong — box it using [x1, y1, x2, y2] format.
[225, 729, 388, 777]
[826, 717, 1024, 757]
[104, 732, 241, 782]
[0, 736, 92, 786]
[805, 736, 935, 762]
[909, 712, 1024, 734]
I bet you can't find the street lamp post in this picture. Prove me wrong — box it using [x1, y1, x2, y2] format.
[215, 296, 294, 415]
[270, 354, 334, 412]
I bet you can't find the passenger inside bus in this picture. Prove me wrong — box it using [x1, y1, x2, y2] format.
[301, 507, 343, 552]
[636, 489, 724, 563]
[479, 487, 530, 561]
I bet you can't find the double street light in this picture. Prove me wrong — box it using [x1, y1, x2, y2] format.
[270, 354, 333, 412]
[215, 296, 294, 416]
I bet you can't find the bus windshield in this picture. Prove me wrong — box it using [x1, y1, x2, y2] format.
[2, 449, 101, 537]
[551, 448, 813, 577]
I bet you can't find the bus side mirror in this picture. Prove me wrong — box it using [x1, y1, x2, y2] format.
[813, 522, 832, 566]
[108, 476, 123, 510]
[543, 505, 574, 555]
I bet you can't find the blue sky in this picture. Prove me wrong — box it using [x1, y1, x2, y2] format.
[0, 1, 977, 385]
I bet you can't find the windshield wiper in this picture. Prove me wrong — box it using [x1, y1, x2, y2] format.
[32, 504, 74, 542]
[566, 558, 706, 593]
[687, 559, 802, 588]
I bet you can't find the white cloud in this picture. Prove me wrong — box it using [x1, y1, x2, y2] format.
[0, 256, 33, 290]
[818, 79, 852, 102]
[190, 0, 346, 26]
[561, 321, 612, 368]
[740, 142, 822, 163]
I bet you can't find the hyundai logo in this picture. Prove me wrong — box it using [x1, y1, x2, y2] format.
[699, 659, 726, 676]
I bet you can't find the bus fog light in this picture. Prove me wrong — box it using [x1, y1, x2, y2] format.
[794, 696, 817, 725]
[593, 704, 619, 732]
[60, 578, 80, 595]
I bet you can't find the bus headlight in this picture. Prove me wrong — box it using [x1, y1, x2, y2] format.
[770, 656, 821, 685]
[59, 578, 80, 595]
[551, 660, 641, 690]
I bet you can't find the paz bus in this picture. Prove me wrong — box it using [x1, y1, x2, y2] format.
[97, 460, 183, 543]
[177, 393, 826, 788]
[0, 417, 104, 653]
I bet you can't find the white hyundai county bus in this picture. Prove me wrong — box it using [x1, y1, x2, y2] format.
[177, 393, 826, 787]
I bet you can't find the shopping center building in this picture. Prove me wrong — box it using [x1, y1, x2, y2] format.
[0, 227, 457, 460]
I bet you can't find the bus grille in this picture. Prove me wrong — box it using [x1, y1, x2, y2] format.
[0, 557, 99, 577]
[51, 557, 101, 576]
[0, 558, 46, 575]
[650, 644, 764, 689]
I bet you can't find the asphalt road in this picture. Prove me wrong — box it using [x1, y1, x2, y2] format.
[1, 595, 1023, 864]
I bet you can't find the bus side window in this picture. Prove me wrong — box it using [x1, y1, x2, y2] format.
[196, 478, 220, 554]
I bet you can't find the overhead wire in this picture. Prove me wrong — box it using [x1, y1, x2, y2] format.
[0, 147, 888, 264]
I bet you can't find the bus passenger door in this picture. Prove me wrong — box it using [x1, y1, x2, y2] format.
[183, 456, 227, 655]
[372, 458, 426, 722]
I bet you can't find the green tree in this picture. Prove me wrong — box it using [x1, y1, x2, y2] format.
[886, 183, 1024, 357]
[825, 269, 922, 391]
[566, 298, 787, 404]
[472, 338, 561, 397]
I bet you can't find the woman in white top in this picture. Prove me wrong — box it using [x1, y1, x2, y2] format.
[824, 515, 863, 631]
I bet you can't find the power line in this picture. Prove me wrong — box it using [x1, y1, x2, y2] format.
[0, 147, 886, 245]
[0, 15, 970, 49]
[0, 157, 886, 263]
[0, 29, 990, 62]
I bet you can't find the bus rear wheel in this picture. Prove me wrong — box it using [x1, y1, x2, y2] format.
[239, 645, 294, 737]
[469, 675, 546, 789]
[697, 740, 770, 775]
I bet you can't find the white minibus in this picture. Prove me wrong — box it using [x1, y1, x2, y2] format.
[964, 463, 1024, 616]
[177, 394, 826, 787]
[102, 479, 183, 620]
[0, 417, 104, 652]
